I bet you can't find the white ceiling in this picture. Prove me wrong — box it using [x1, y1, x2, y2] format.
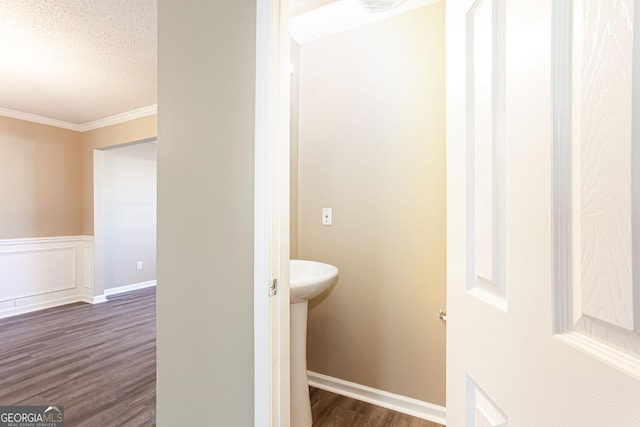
[0, 0, 438, 130]
[291, 0, 441, 44]
[292, 0, 340, 16]
[0, 0, 156, 128]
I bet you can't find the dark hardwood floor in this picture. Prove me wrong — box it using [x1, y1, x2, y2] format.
[311, 387, 444, 427]
[0, 288, 444, 427]
[0, 288, 156, 426]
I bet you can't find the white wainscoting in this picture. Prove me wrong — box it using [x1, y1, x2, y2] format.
[307, 371, 447, 425]
[0, 236, 97, 318]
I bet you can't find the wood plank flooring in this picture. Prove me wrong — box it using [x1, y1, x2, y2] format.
[310, 387, 444, 427]
[0, 288, 444, 427]
[0, 288, 156, 426]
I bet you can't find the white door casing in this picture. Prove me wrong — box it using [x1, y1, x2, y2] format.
[447, 0, 640, 425]
[255, 0, 290, 426]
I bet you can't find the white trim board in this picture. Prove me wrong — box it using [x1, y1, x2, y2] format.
[82, 295, 108, 304]
[0, 104, 157, 132]
[307, 371, 447, 425]
[0, 235, 94, 247]
[104, 280, 157, 297]
[0, 283, 155, 319]
[0, 295, 84, 319]
[254, 0, 291, 425]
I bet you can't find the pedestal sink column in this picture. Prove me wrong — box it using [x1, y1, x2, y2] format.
[289, 260, 338, 427]
[290, 300, 312, 427]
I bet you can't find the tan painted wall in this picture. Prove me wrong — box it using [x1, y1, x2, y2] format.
[156, 0, 256, 424]
[0, 114, 156, 239]
[297, 3, 446, 406]
[291, 40, 300, 258]
[81, 115, 157, 234]
[0, 116, 82, 238]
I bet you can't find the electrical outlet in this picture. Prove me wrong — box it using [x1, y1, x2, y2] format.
[15, 298, 28, 307]
[137, 261, 143, 270]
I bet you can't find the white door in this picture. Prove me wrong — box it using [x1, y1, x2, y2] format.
[447, 0, 640, 425]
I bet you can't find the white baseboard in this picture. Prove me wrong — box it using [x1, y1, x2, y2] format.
[307, 371, 447, 425]
[0, 295, 84, 319]
[81, 295, 108, 304]
[0, 281, 156, 318]
[104, 280, 156, 297]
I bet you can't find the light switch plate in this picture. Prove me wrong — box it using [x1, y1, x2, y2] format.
[322, 208, 332, 225]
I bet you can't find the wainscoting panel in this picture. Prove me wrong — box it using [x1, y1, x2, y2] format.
[0, 247, 76, 301]
[0, 236, 95, 318]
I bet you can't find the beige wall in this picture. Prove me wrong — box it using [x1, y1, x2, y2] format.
[0, 113, 157, 299]
[0, 114, 156, 239]
[291, 40, 300, 258]
[81, 115, 157, 235]
[297, 3, 446, 406]
[0, 116, 83, 238]
[156, 0, 256, 425]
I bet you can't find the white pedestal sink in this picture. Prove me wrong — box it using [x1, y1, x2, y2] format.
[290, 260, 338, 427]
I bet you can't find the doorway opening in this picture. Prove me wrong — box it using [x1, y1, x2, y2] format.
[93, 138, 157, 300]
[288, 0, 446, 422]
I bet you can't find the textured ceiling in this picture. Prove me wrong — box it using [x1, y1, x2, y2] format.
[0, 0, 431, 126]
[0, 0, 156, 125]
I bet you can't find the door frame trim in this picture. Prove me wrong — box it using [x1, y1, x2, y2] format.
[254, 1, 291, 425]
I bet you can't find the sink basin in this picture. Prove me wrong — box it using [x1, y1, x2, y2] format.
[290, 259, 338, 303]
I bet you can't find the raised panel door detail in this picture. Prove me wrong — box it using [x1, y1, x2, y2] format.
[576, 0, 635, 331]
[553, 0, 640, 379]
[466, 0, 507, 311]
[466, 375, 508, 427]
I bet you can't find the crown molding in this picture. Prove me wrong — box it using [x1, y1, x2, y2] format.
[78, 105, 157, 132]
[0, 108, 82, 131]
[0, 104, 157, 133]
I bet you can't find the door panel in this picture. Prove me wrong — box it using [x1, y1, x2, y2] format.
[447, 0, 640, 425]
[466, 376, 508, 427]
[574, 0, 634, 330]
[466, 0, 508, 311]
[554, 0, 640, 375]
